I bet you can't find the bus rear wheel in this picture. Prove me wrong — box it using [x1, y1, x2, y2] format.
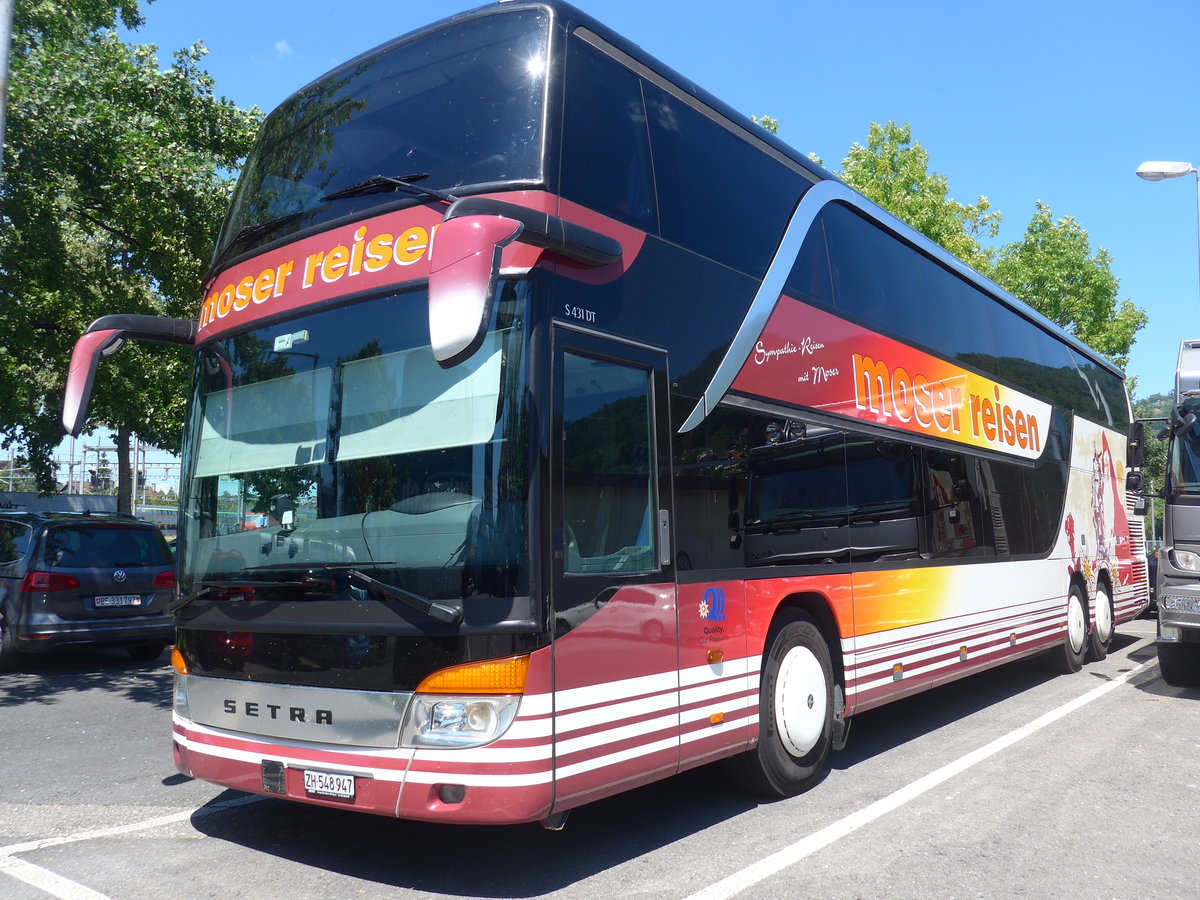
[1087, 582, 1114, 662]
[1053, 584, 1088, 673]
[728, 611, 834, 798]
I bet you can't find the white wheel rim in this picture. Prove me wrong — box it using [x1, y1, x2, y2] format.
[774, 645, 828, 757]
[1096, 587, 1113, 642]
[1068, 592, 1087, 653]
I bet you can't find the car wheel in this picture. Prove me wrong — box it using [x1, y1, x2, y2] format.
[1158, 641, 1200, 687]
[0, 613, 24, 673]
[727, 610, 834, 797]
[126, 643, 167, 664]
[1087, 582, 1114, 662]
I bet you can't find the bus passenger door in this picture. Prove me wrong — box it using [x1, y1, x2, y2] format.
[549, 327, 678, 810]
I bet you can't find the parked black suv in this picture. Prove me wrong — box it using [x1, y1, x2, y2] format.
[0, 511, 176, 669]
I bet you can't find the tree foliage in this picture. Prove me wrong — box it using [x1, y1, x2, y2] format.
[838, 122, 1001, 274]
[990, 202, 1147, 368]
[0, 0, 261, 504]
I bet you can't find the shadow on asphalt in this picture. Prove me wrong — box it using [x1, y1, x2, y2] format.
[186, 633, 1161, 896]
[1124, 638, 1200, 701]
[190, 769, 758, 897]
[832, 632, 1146, 770]
[0, 645, 172, 709]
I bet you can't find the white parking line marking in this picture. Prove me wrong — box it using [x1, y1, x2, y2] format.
[0, 856, 111, 900]
[687, 655, 1155, 900]
[0, 794, 263, 899]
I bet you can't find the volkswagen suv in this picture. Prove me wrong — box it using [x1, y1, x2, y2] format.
[0, 511, 176, 669]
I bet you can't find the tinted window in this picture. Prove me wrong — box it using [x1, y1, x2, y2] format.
[978, 411, 1069, 557]
[644, 83, 806, 275]
[846, 439, 921, 562]
[219, 10, 550, 256]
[0, 521, 31, 564]
[562, 353, 655, 574]
[561, 37, 656, 230]
[818, 203, 1128, 425]
[924, 452, 993, 558]
[824, 203, 924, 344]
[784, 215, 835, 307]
[743, 432, 851, 567]
[43, 525, 170, 569]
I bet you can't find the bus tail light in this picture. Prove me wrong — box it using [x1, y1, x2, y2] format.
[400, 654, 529, 749]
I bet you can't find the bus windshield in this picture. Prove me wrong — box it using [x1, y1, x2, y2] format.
[179, 284, 531, 604]
[217, 8, 549, 259]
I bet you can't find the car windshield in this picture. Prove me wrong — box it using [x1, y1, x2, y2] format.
[178, 284, 532, 604]
[43, 525, 170, 569]
[216, 8, 549, 260]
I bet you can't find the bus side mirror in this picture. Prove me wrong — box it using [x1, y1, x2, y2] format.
[427, 215, 523, 368]
[62, 314, 197, 437]
[1126, 470, 1144, 492]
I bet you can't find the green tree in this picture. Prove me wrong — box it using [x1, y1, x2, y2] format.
[837, 121, 1001, 273]
[991, 202, 1147, 369]
[0, 0, 261, 509]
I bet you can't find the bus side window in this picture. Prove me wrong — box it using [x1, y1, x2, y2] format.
[560, 35, 656, 231]
[924, 452, 991, 558]
[845, 438, 921, 562]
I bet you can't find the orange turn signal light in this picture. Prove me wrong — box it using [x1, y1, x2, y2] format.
[416, 654, 530, 695]
[170, 646, 188, 675]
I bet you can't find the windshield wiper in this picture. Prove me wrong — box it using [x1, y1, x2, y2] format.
[210, 211, 306, 273]
[320, 173, 457, 206]
[345, 568, 462, 625]
[168, 577, 337, 614]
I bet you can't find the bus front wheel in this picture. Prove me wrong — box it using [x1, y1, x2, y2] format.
[729, 611, 834, 798]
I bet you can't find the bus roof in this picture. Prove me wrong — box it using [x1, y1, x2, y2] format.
[276, 0, 1124, 382]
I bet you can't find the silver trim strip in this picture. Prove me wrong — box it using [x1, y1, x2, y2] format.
[184, 675, 411, 748]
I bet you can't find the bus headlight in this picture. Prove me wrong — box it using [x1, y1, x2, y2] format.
[1170, 550, 1200, 572]
[173, 673, 190, 718]
[400, 695, 519, 748]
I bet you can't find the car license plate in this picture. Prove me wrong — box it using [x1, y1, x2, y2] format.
[304, 769, 355, 800]
[94, 594, 143, 608]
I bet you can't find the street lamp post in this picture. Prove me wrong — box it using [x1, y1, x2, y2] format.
[1136, 160, 1200, 300]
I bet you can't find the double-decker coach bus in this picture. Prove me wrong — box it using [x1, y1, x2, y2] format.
[63, 0, 1148, 828]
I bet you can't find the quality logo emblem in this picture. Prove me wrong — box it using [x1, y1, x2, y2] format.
[113, 570, 127, 583]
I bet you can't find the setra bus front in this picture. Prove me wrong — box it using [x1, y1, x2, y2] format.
[61, 2, 627, 826]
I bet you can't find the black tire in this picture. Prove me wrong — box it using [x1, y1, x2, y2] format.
[1052, 584, 1088, 674]
[126, 643, 167, 664]
[0, 613, 24, 673]
[1158, 641, 1200, 687]
[1087, 582, 1115, 662]
[727, 611, 834, 798]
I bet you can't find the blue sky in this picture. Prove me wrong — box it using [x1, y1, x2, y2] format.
[122, 0, 1198, 396]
